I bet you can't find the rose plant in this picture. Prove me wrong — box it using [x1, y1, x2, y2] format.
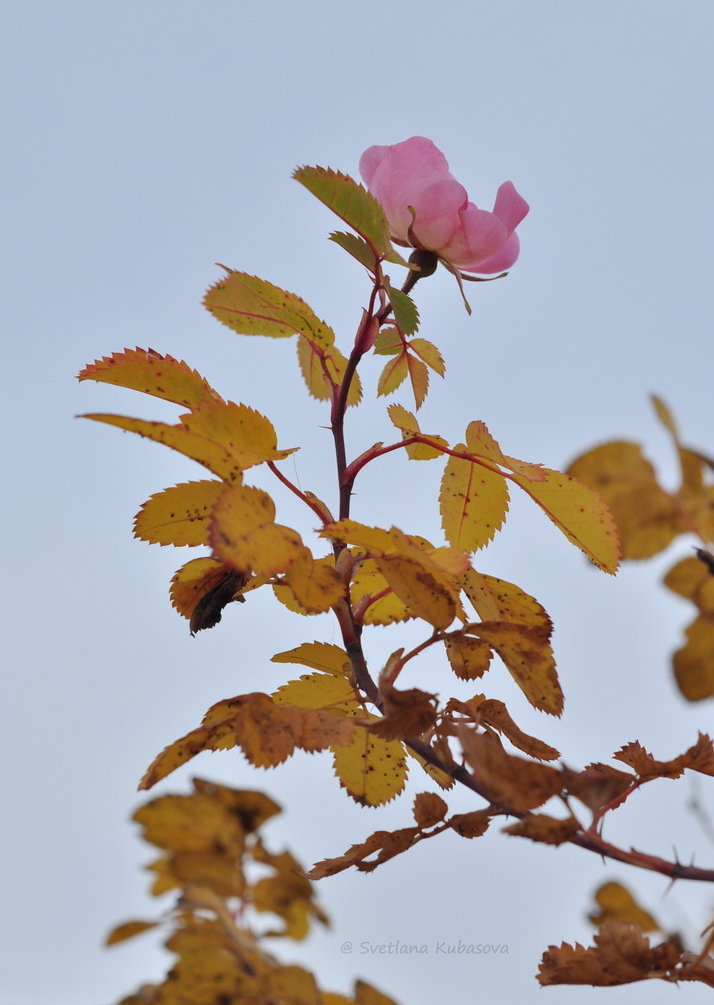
[80, 138, 714, 1003]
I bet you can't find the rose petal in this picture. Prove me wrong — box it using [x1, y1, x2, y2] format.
[492, 181, 529, 235]
[461, 233, 521, 274]
[360, 137, 457, 240]
[441, 204, 507, 269]
[410, 178, 468, 249]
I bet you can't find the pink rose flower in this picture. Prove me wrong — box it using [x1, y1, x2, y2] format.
[359, 136, 529, 276]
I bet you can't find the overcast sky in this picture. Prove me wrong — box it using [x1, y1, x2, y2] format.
[4, 2, 714, 1003]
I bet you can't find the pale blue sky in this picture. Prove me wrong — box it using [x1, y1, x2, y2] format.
[3, 2, 714, 1003]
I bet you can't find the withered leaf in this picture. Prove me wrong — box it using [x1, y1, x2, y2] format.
[447, 809, 492, 839]
[614, 733, 714, 779]
[561, 763, 634, 813]
[503, 814, 579, 846]
[307, 826, 420, 879]
[412, 792, 448, 828]
[365, 679, 437, 740]
[459, 727, 563, 811]
[538, 920, 680, 987]
[189, 570, 247, 634]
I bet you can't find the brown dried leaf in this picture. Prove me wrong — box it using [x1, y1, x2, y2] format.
[538, 920, 679, 986]
[562, 763, 634, 813]
[459, 728, 562, 811]
[365, 679, 437, 740]
[307, 827, 420, 879]
[614, 733, 714, 779]
[412, 792, 448, 828]
[454, 695, 560, 760]
[503, 814, 579, 846]
[468, 622, 563, 716]
[447, 809, 492, 838]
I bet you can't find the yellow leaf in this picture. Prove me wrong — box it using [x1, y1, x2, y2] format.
[460, 569, 553, 637]
[210, 484, 303, 575]
[409, 338, 445, 376]
[567, 442, 677, 560]
[512, 467, 621, 574]
[133, 791, 246, 854]
[332, 724, 408, 806]
[590, 881, 659, 932]
[134, 480, 225, 547]
[350, 559, 416, 625]
[664, 556, 714, 616]
[469, 621, 563, 715]
[375, 555, 455, 629]
[78, 347, 223, 409]
[443, 632, 493, 679]
[139, 719, 238, 789]
[386, 403, 447, 459]
[271, 642, 351, 676]
[377, 352, 408, 396]
[465, 420, 546, 482]
[273, 673, 356, 710]
[105, 919, 159, 946]
[80, 413, 247, 482]
[672, 616, 714, 701]
[322, 519, 396, 553]
[181, 399, 291, 469]
[297, 337, 362, 406]
[406, 354, 429, 409]
[440, 448, 509, 551]
[203, 271, 336, 347]
[283, 549, 345, 613]
[373, 326, 402, 354]
[165, 848, 247, 898]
